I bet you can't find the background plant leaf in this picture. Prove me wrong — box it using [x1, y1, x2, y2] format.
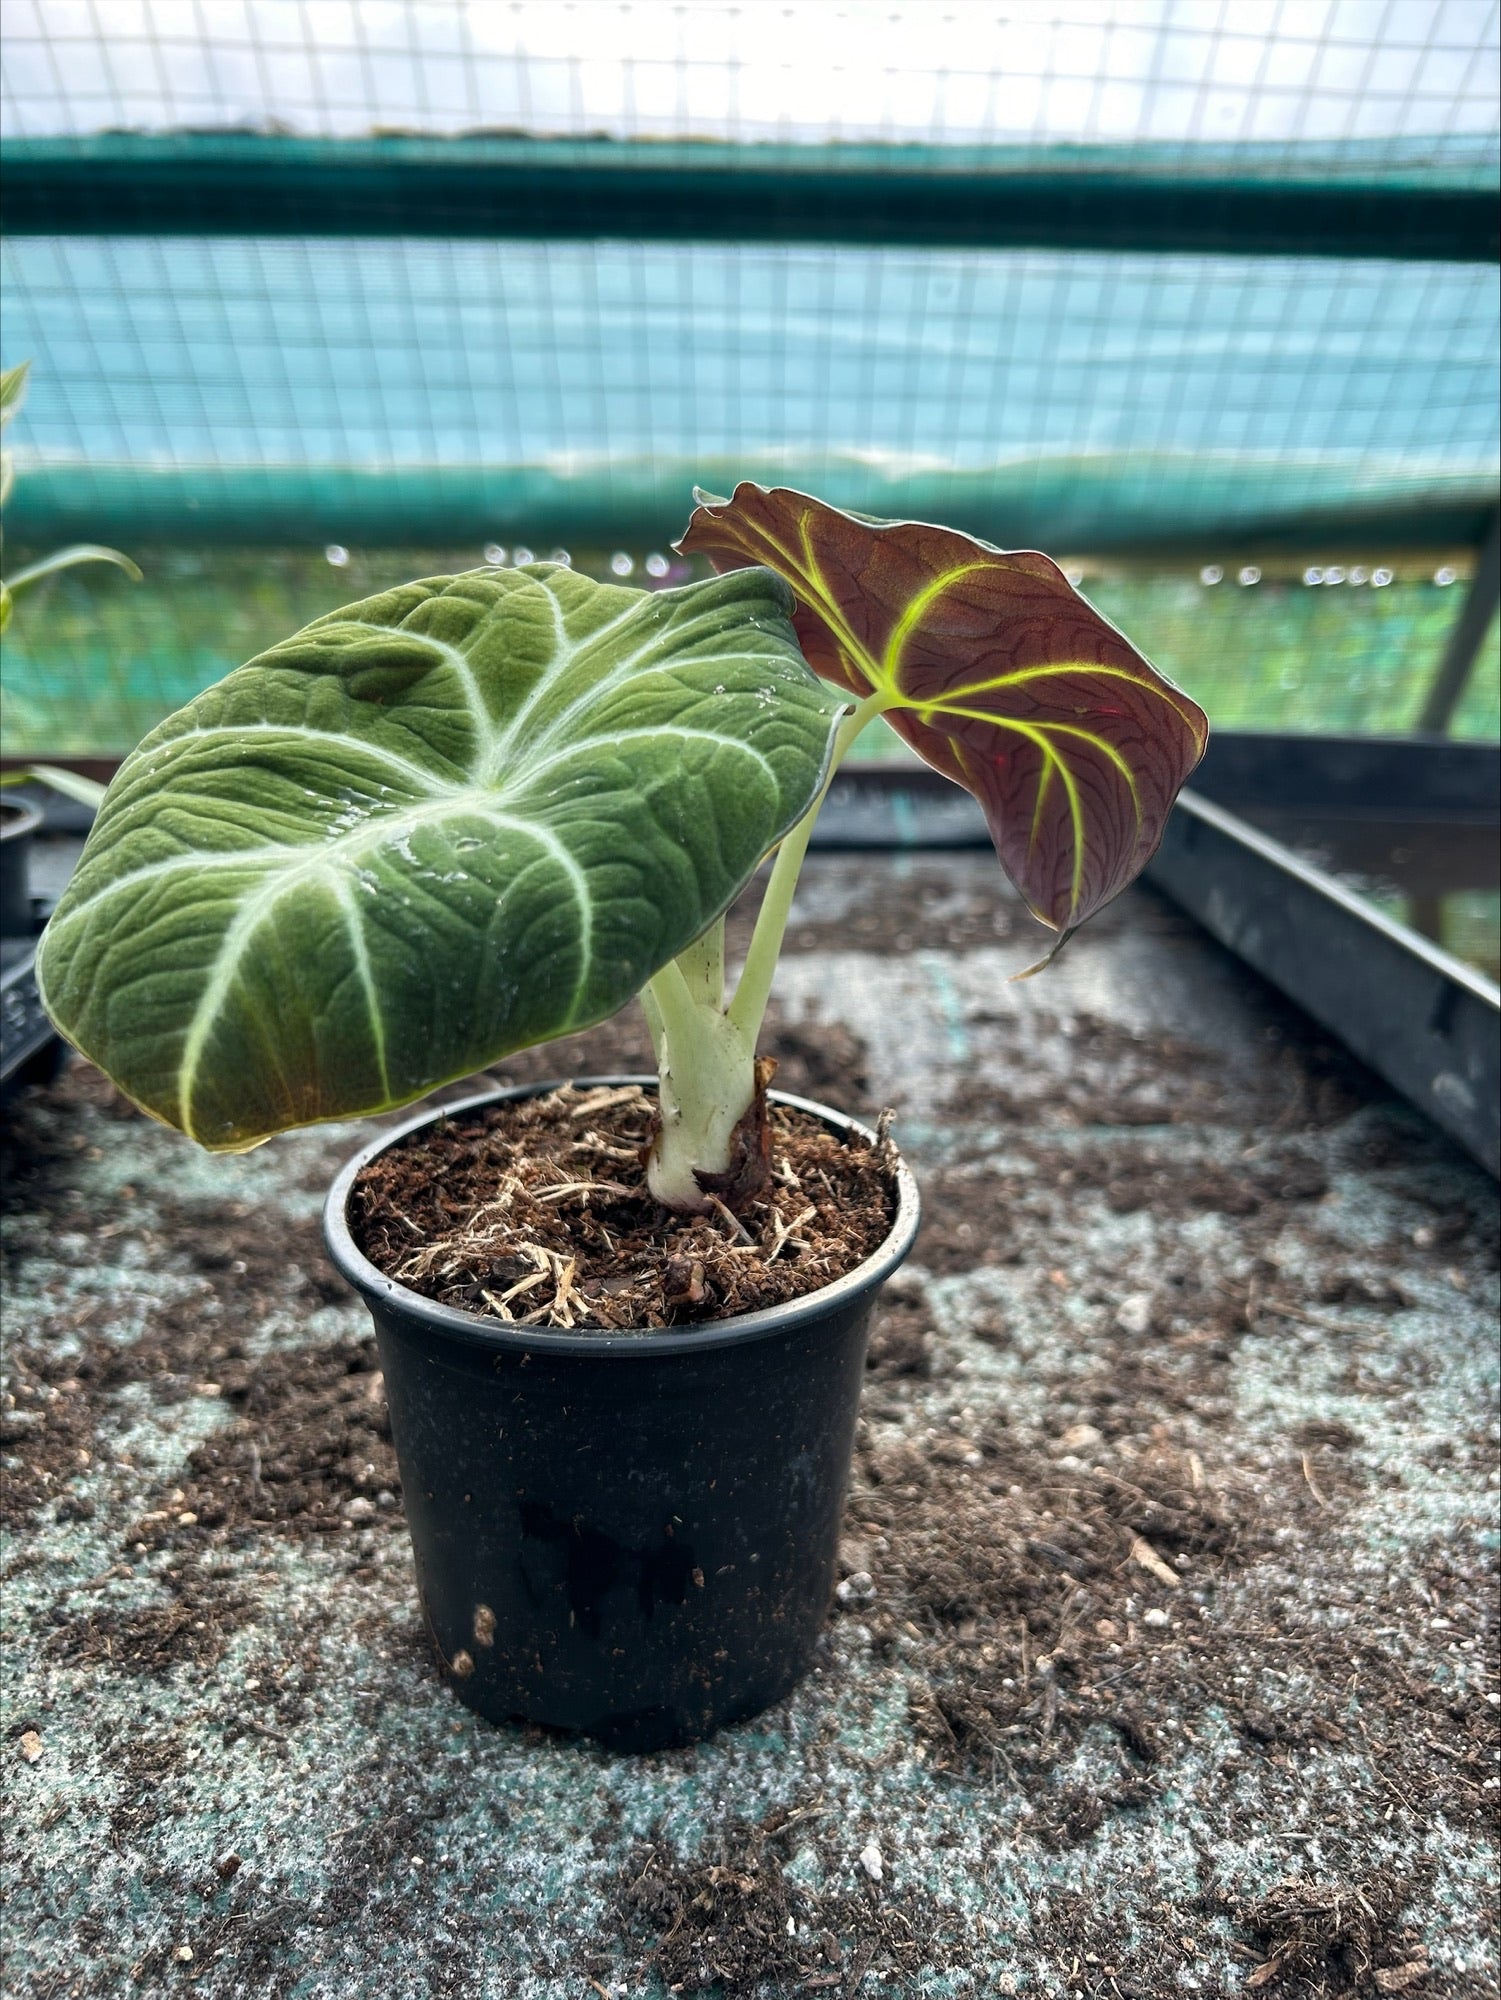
[678, 484, 1208, 939]
[38, 563, 844, 1149]
[0, 544, 143, 630]
[1, 359, 31, 509]
[0, 360, 29, 431]
[0, 764, 108, 809]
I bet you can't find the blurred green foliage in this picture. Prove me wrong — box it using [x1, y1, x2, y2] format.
[2, 540, 1494, 978]
[1085, 571, 1498, 741]
[2, 543, 1494, 758]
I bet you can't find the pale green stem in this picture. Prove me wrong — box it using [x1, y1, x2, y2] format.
[637, 980, 667, 1070]
[643, 956, 757, 1209]
[644, 956, 708, 1061]
[726, 692, 889, 1042]
[674, 913, 725, 1009]
[640, 692, 889, 1210]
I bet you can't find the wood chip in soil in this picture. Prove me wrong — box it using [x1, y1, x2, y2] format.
[351, 1085, 897, 1329]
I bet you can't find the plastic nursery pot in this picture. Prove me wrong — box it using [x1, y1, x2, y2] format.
[0, 799, 43, 939]
[323, 1079, 920, 1753]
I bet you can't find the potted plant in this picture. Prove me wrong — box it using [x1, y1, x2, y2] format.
[34, 486, 1206, 1750]
[1, 358, 137, 935]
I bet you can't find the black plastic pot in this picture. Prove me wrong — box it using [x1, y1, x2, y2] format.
[323, 1080, 920, 1752]
[0, 799, 43, 939]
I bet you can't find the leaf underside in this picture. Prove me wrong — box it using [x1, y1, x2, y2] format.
[38, 564, 844, 1149]
[678, 484, 1209, 939]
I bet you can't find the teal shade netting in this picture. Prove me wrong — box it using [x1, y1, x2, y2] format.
[2, 0, 1497, 759]
[3, 236, 1497, 552]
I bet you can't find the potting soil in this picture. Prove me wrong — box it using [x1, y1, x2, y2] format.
[350, 1086, 897, 1328]
[2, 852, 1497, 1997]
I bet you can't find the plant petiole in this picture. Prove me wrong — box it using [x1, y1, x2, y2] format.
[726, 689, 889, 1043]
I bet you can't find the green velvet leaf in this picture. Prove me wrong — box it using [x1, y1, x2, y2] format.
[38, 563, 844, 1149]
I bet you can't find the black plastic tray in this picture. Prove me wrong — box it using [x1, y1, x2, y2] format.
[0, 926, 62, 1096]
[1148, 792, 1498, 1176]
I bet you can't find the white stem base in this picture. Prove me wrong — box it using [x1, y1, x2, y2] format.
[644, 985, 758, 1211]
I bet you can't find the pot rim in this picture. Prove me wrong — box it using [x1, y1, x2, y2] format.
[323, 1075, 920, 1358]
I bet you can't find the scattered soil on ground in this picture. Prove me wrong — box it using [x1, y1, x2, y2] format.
[607, 1801, 971, 1996]
[943, 1009, 1239, 1130]
[114, 1743, 483, 1999]
[841, 1415, 1246, 1780]
[906, 1157, 1029, 1274]
[98, 1712, 193, 1841]
[836, 1158, 1499, 1838]
[943, 999, 1376, 1141]
[351, 1085, 898, 1329]
[1066, 1137, 1330, 1218]
[0, 1165, 362, 1537]
[47, 1564, 254, 1675]
[0, 1353, 100, 1533]
[6, 1292, 407, 1655]
[1234, 1874, 1434, 1996]
[127, 1336, 402, 1553]
[863, 1297, 933, 1381]
[907, 1135, 1334, 1277]
[778, 855, 1048, 957]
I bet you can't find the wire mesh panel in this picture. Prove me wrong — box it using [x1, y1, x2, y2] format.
[4, 235, 1496, 547]
[6, 1, 1499, 154]
[2, 1, 1498, 758]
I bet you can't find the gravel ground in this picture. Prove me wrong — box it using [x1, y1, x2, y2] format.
[2, 853, 1497, 1999]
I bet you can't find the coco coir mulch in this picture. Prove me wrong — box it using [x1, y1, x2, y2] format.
[349, 1083, 899, 1330]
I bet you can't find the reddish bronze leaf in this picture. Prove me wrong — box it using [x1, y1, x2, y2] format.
[678, 484, 1209, 943]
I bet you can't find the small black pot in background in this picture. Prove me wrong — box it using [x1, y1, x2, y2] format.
[323, 1080, 920, 1753]
[0, 799, 44, 938]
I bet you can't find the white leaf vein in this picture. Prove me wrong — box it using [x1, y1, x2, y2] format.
[172, 800, 595, 1137]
